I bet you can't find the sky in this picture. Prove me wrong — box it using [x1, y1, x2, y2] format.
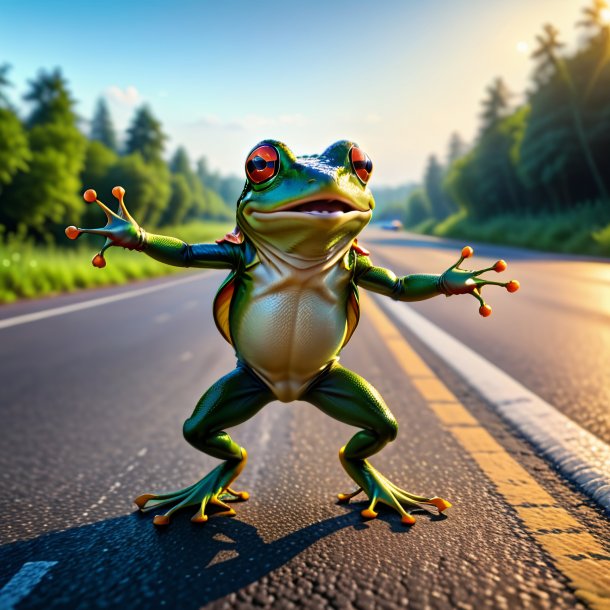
[0, 0, 586, 186]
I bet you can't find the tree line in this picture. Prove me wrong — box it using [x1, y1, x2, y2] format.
[402, 0, 610, 229]
[0, 66, 237, 242]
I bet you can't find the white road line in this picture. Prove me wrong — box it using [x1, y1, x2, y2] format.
[0, 273, 208, 331]
[0, 562, 58, 610]
[375, 295, 610, 515]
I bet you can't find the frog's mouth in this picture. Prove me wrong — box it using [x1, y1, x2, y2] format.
[258, 197, 367, 218]
[288, 199, 354, 216]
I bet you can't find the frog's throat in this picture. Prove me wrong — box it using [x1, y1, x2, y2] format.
[237, 206, 370, 269]
[239, 222, 357, 271]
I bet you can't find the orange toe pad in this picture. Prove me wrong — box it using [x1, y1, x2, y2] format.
[428, 497, 452, 512]
[153, 515, 170, 526]
[134, 494, 155, 509]
[190, 513, 209, 523]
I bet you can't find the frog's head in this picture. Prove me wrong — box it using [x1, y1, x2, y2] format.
[235, 140, 374, 260]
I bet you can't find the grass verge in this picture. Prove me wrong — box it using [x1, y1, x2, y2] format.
[0, 221, 232, 304]
[414, 201, 610, 257]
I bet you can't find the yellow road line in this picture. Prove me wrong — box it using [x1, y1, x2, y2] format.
[362, 294, 610, 610]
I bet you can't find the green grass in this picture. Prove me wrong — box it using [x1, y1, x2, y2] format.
[0, 221, 233, 304]
[414, 201, 610, 257]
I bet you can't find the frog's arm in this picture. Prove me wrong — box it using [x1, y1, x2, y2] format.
[65, 187, 239, 270]
[355, 254, 442, 301]
[141, 234, 237, 269]
[354, 246, 519, 316]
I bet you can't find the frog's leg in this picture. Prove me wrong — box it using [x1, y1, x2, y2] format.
[302, 364, 451, 525]
[135, 364, 274, 526]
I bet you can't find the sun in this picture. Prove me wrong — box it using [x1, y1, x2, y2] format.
[516, 41, 529, 54]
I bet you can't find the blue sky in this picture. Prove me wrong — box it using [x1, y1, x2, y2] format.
[1, 0, 583, 185]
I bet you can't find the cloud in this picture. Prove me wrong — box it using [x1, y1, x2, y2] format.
[106, 85, 142, 106]
[190, 113, 307, 131]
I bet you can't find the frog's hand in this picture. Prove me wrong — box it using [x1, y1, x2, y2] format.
[439, 246, 520, 317]
[65, 187, 144, 268]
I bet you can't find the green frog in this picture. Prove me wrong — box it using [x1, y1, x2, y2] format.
[66, 139, 519, 526]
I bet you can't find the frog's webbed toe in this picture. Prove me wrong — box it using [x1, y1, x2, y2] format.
[440, 246, 520, 317]
[65, 187, 143, 268]
[135, 451, 249, 526]
[338, 448, 451, 526]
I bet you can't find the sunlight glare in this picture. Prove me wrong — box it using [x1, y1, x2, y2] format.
[601, 8, 610, 24]
[516, 41, 529, 54]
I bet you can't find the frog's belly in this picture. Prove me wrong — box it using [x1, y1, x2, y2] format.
[232, 290, 348, 402]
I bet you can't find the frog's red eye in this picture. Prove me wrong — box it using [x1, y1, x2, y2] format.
[350, 146, 373, 184]
[246, 145, 280, 184]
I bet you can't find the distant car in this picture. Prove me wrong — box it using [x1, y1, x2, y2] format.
[381, 219, 403, 231]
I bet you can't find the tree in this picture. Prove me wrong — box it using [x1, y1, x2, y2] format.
[404, 189, 431, 227]
[476, 108, 530, 215]
[79, 140, 119, 227]
[530, 23, 608, 201]
[423, 155, 454, 220]
[164, 147, 204, 224]
[169, 146, 192, 175]
[162, 174, 192, 226]
[90, 98, 118, 151]
[81, 140, 117, 187]
[0, 65, 30, 191]
[23, 68, 77, 128]
[0, 68, 86, 235]
[531, 24, 565, 84]
[0, 64, 15, 109]
[104, 153, 171, 227]
[480, 78, 512, 135]
[125, 105, 166, 164]
[577, 1, 610, 100]
[443, 150, 480, 217]
[446, 132, 467, 165]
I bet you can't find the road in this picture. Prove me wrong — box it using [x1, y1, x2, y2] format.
[0, 229, 609, 610]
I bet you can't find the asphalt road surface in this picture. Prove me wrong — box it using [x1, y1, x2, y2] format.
[1, 229, 609, 610]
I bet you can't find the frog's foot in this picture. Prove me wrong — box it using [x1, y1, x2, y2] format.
[134, 450, 249, 526]
[338, 447, 451, 526]
[65, 187, 144, 268]
[439, 246, 520, 317]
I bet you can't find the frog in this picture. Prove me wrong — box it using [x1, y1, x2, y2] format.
[65, 139, 519, 526]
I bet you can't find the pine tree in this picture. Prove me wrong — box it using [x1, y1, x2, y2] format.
[447, 132, 467, 165]
[479, 78, 512, 135]
[169, 146, 191, 175]
[125, 105, 166, 163]
[90, 98, 117, 151]
[24, 68, 77, 128]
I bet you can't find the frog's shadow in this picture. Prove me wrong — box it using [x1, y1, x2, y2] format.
[0, 499, 438, 609]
